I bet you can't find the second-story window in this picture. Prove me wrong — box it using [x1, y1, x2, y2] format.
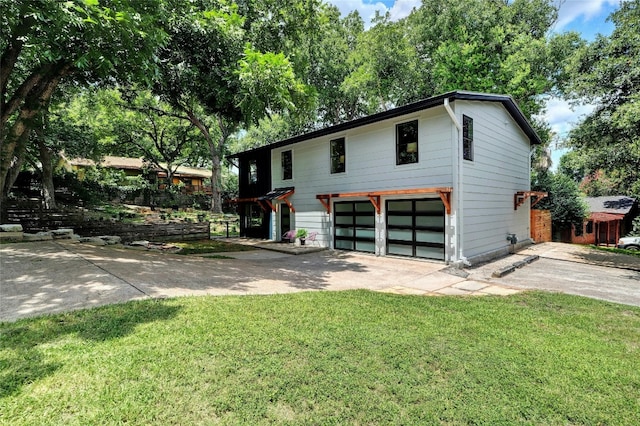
[396, 120, 418, 165]
[463, 115, 474, 161]
[330, 137, 346, 174]
[248, 159, 257, 184]
[282, 150, 292, 180]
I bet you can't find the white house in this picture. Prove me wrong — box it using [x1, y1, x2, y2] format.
[231, 91, 545, 265]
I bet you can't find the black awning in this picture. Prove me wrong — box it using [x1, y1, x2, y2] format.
[258, 187, 295, 201]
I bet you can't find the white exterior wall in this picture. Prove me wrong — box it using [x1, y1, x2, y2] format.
[262, 100, 533, 264]
[454, 101, 532, 262]
[268, 107, 455, 252]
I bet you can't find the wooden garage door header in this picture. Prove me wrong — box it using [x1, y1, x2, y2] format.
[316, 187, 452, 215]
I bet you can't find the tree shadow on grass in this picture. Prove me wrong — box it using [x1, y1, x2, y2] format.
[0, 299, 180, 398]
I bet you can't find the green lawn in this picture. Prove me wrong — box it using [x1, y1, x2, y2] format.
[1, 291, 639, 425]
[171, 239, 256, 255]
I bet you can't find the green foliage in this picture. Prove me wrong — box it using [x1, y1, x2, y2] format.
[629, 216, 640, 237]
[342, 12, 419, 113]
[1, 0, 168, 202]
[171, 239, 255, 255]
[532, 169, 589, 229]
[1, 292, 639, 424]
[295, 228, 308, 239]
[236, 45, 311, 125]
[55, 167, 149, 205]
[563, 1, 640, 199]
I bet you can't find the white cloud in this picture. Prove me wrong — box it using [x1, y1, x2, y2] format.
[388, 0, 421, 21]
[325, 0, 420, 26]
[326, 0, 388, 26]
[555, 0, 622, 30]
[542, 97, 596, 138]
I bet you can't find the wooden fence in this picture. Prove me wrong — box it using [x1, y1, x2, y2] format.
[4, 207, 210, 242]
[530, 209, 552, 243]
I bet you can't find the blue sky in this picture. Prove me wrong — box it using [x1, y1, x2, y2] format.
[325, 0, 624, 166]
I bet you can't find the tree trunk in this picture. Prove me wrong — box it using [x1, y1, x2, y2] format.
[0, 62, 71, 207]
[209, 148, 223, 214]
[182, 110, 223, 213]
[0, 121, 30, 213]
[36, 128, 57, 209]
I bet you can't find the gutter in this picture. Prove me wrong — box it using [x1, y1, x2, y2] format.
[444, 98, 469, 266]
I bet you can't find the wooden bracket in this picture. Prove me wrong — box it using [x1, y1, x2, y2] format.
[514, 191, 548, 210]
[281, 196, 295, 213]
[316, 194, 332, 214]
[437, 190, 452, 215]
[277, 190, 296, 213]
[367, 195, 381, 215]
[262, 199, 275, 212]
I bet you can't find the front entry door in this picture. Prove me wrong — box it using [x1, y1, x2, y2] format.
[243, 203, 269, 238]
[280, 204, 291, 241]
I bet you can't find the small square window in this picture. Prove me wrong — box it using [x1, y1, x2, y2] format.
[248, 160, 257, 184]
[396, 120, 418, 165]
[281, 150, 292, 180]
[463, 115, 473, 161]
[330, 138, 345, 174]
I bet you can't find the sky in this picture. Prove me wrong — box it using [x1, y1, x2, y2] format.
[325, 0, 624, 167]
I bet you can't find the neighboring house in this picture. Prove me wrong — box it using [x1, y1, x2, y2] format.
[231, 91, 544, 265]
[67, 156, 211, 194]
[565, 196, 638, 246]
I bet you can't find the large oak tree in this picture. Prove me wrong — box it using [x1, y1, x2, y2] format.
[0, 0, 167, 210]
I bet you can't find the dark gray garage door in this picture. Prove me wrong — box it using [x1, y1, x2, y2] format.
[334, 201, 376, 253]
[386, 199, 445, 260]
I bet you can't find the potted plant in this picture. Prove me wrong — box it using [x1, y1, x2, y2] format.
[296, 228, 308, 246]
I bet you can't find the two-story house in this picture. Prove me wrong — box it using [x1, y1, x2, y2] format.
[231, 91, 544, 265]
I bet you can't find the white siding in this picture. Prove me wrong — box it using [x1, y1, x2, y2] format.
[261, 99, 534, 264]
[455, 101, 531, 261]
[269, 107, 456, 250]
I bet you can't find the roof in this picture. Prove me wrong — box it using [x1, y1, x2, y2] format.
[68, 156, 211, 178]
[586, 196, 637, 215]
[258, 187, 295, 201]
[230, 91, 541, 158]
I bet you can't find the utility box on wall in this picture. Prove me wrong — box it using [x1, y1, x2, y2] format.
[531, 209, 552, 243]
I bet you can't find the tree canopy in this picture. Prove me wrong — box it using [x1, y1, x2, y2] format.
[560, 0, 640, 198]
[1, 0, 167, 207]
[3, 0, 628, 220]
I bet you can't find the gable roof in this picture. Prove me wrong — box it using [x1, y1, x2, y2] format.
[586, 196, 637, 215]
[68, 156, 211, 178]
[230, 91, 541, 158]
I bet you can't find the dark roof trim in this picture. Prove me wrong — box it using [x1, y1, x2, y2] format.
[230, 91, 541, 158]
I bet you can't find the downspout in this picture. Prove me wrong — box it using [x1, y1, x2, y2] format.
[444, 98, 469, 265]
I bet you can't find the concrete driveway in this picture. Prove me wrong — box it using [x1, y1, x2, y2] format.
[1, 241, 639, 322]
[467, 242, 640, 307]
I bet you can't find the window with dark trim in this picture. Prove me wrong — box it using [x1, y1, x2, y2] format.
[575, 223, 584, 237]
[396, 120, 418, 165]
[463, 115, 473, 161]
[248, 159, 257, 184]
[330, 137, 346, 174]
[281, 150, 292, 180]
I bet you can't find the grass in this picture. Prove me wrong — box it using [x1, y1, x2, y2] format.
[1, 291, 639, 425]
[591, 244, 640, 258]
[171, 239, 256, 255]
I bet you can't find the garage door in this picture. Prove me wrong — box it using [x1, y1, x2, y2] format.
[386, 199, 445, 260]
[334, 201, 376, 253]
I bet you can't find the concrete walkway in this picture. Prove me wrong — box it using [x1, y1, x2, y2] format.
[1, 240, 519, 322]
[2, 241, 638, 322]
